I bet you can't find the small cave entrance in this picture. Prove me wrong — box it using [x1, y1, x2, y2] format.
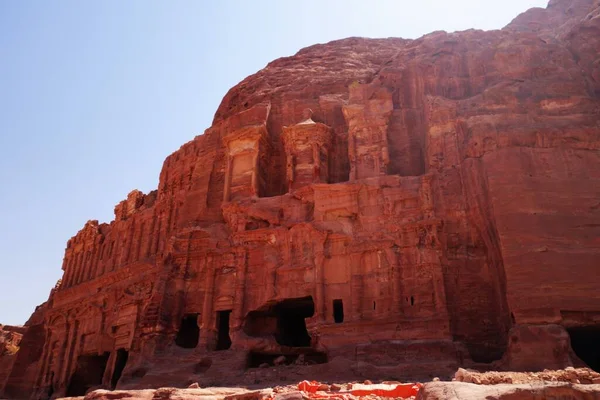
[216, 310, 232, 350]
[110, 348, 129, 389]
[243, 296, 315, 347]
[276, 296, 314, 347]
[175, 313, 200, 348]
[66, 353, 110, 397]
[333, 299, 344, 323]
[568, 327, 600, 372]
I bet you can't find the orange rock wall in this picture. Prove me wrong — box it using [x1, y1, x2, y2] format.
[3, 0, 600, 398]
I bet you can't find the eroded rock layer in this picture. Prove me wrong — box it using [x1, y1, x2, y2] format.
[3, 0, 600, 398]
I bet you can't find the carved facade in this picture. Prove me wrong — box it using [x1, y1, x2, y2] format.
[3, 0, 600, 398]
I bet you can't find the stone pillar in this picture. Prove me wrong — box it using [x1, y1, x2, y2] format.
[64, 257, 75, 288]
[199, 257, 217, 349]
[314, 242, 326, 323]
[35, 329, 52, 389]
[102, 351, 117, 388]
[231, 249, 247, 329]
[58, 318, 78, 392]
[282, 112, 332, 191]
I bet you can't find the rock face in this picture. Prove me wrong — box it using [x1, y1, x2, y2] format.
[3, 0, 600, 398]
[417, 382, 600, 400]
[0, 324, 26, 394]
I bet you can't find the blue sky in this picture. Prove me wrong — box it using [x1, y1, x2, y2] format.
[0, 0, 548, 325]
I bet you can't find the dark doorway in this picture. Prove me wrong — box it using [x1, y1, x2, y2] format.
[216, 310, 232, 350]
[275, 296, 314, 347]
[568, 327, 600, 372]
[175, 314, 199, 348]
[110, 349, 129, 389]
[333, 299, 344, 323]
[66, 353, 110, 396]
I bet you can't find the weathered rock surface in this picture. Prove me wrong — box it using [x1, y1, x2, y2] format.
[417, 381, 600, 400]
[454, 367, 600, 385]
[3, 0, 600, 398]
[0, 324, 25, 394]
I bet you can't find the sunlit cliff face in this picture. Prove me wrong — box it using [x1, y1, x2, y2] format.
[2, 0, 600, 397]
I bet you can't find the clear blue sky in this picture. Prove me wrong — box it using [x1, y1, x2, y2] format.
[0, 0, 548, 325]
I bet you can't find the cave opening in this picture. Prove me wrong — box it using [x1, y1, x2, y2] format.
[242, 296, 315, 347]
[275, 296, 314, 347]
[175, 313, 200, 349]
[333, 299, 344, 323]
[216, 310, 232, 350]
[568, 327, 600, 372]
[110, 348, 129, 389]
[66, 353, 110, 397]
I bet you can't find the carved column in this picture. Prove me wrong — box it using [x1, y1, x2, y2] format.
[230, 249, 248, 347]
[35, 328, 53, 389]
[57, 317, 77, 391]
[200, 256, 217, 349]
[64, 257, 75, 288]
[314, 236, 326, 322]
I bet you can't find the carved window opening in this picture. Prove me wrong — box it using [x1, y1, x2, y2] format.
[175, 314, 200, 349]
[333, 299, 344, 323]
[276, 296, 314, 347]
[65, 352, 110, 396]
[110, 348, 129, 389]
[568, 327, 600, 372]
[410, 296, 415, 306]
[373, 301, 376, 310]
[216, 310, 232, 350]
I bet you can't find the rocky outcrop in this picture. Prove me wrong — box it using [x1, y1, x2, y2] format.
[3, 0, 600, 398]
[0, 324, 25, 394]
[417, 381, 600, 400]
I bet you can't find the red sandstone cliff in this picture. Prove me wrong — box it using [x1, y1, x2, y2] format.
[3, 0, 600, 398]
[0, 324, 25, 394]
